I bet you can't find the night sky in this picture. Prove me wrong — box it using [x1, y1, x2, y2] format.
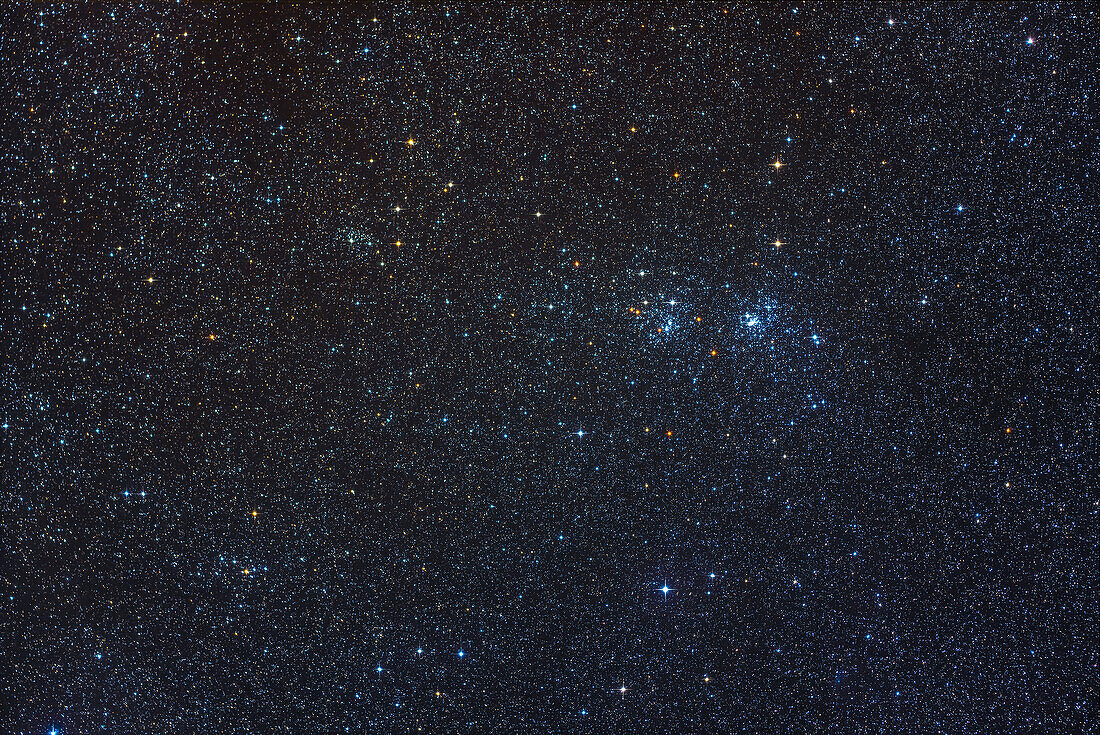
[4, 3, 1097, 733]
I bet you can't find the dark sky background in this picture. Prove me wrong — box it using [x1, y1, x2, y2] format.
[3, 3, 1096, 733]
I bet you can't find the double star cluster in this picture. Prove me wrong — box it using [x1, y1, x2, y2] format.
[4, 3, 1095, 733]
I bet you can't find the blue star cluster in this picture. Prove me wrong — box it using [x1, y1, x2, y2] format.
[3, 4, 1095, 733]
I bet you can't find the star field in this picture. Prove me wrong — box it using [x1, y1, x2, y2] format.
[3, 4, 1096, 733]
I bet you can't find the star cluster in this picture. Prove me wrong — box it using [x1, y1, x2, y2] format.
[3, 4, 1096, 733]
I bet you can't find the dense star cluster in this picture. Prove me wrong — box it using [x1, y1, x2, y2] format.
[3, 3, 1096, 733]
